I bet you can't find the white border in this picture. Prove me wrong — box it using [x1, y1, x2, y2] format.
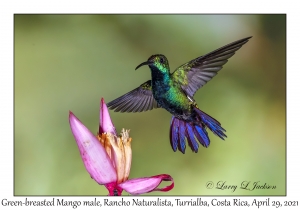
[1, 0, 299, 209]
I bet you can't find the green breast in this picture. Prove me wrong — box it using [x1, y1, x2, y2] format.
[163, 83, 192, 114]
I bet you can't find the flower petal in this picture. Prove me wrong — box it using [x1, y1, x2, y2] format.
[99, 98, 117, 135]
[118, 174, 174, 195]
[69, 111, 117, 184]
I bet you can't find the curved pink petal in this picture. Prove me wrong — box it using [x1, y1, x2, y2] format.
[99, 98, 117, 135]
[69, 111, 117, 184]
[118, 174, 174, 195]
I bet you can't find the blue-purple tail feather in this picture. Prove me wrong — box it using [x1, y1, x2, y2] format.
[194, 108, 227, 140]
[170, 116, 211, 154]
[169, 107, 226, 154]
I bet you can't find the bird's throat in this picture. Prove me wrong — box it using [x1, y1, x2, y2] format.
[150, 66, 171, 90]
[149, 65, 172, 107]
[150, 65, 170, 81]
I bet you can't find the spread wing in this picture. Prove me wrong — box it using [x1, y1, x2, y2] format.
[172, 36, 252, 96]
[107, 80, 160, 113]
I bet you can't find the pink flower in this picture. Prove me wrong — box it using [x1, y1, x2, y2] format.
[69, 98, 174, 195]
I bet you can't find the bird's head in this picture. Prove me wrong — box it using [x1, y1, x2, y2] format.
[135, 54, 170, 74]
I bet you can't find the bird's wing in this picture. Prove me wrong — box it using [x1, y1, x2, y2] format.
[107, 80, 160, 113]
[171, 36, 252, 96]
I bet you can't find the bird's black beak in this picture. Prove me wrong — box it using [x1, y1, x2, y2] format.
[135, 60, 153, 70]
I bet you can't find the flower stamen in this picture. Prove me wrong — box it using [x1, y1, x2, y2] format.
[108, 133, 126, 183]
[121, 129, 132, 182]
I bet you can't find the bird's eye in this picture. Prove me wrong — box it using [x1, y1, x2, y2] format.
[159, 57, 164, 63]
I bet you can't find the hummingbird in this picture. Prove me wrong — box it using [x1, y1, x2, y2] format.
[107, 37, 252, 154]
